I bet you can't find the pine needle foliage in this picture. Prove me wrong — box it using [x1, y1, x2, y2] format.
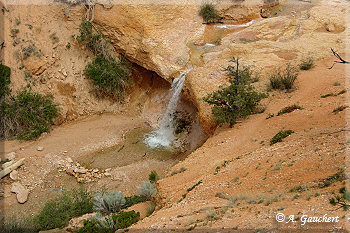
[203, 58, 266, 127]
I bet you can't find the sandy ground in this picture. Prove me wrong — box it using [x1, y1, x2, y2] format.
[1, 113, 179, 218]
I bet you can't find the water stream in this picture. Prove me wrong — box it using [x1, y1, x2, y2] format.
[144, 68, 191, 149]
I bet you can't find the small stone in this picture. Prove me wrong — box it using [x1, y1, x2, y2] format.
[105, 168, 111, 172]
[63, 151, 68, 153]
[77, 177, 84, 183]
[75, 168, 87, 174]
[66, 167, 74, 176]
[104, 173, 111, 177]
[326, 23, 335, 32]
[6, 152, 16, 160]
[37, 146, 44, 151]
[10, 170, 18, 180]
[67, 157, 73, 163]
[64, 7, 70, 17]
[11, 182, 29, 204]
[92, 169, 99, 173]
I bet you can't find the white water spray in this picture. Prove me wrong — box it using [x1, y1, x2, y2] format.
[144, 68, 191, 149]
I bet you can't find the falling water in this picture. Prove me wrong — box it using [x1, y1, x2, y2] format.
[144, 69, 191, 149]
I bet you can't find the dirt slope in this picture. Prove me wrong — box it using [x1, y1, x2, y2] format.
[131, 56, 349, 231]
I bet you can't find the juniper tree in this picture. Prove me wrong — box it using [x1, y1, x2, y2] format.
[203, 58, 266, 127]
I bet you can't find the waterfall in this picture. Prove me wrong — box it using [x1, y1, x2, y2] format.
[144, 68, 191, 149]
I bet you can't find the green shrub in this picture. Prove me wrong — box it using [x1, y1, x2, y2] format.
[171, 167, 186, 176]
[277, 104, 303, 116]
[35, 187, 93, 230]
[269, 64, 298, 90]
[321, 93, 334, 98]
[203, 58, 266, 127]
[148, 170, 159, 183]
[333, 105, 347, 114]
[78, 211, 140, 233]
[270, 130, 294, 145]
[137, 181, 157, 200]
[124, 195, 148, 208]
[319, 170, 345, 188]
[187, 180, 202, 192]
[76, 19, 105, 57]
[0, 64, 11, 99]
[321, 89, 346, 98]
[77, 19, 132, 101]
[299, 57, 314, 70]
[93, 190, 126, 215]
[199, 3, 222, 24]
[84, 56, 131, 101]
[289, 185, 307, 193]
[337, 89, 347, 95]
[0, 216, 39, 233]
[329, 187, 350, 211]
[50, 32, 59, 44]
[0, 88, 59, 140]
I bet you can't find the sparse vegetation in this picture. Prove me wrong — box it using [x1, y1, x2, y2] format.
[299, 57, 314, 70]
[50, 32, 59, 44]
[290, 185, 307, 193]
[318, 170, 345, 188]
[146, 202, 156, 217]
[337, 89, 347, 95]
[15, 17, 21, 25]
[0, 216, 39, 233]
[0, 64, 11, 99]
[10, 28, 19, 37]
[291, 194, 300, 200]
[270, 130, 294, 145]
[329, 187, 350, 210]
[199, 3, 221, 24]
[277, 104, 303, 116]
[84, 56, 131, 101]
[269, 64, 299, 90]
[214, 160, 230, 175]
[124, 195, 148, 208]
[187, 180, 202, 192]
[78, 211, 140, 233]
[77, 19, 131, 101]
[137, 181, 157, 200]
[203, 58, 266, 127]
[148, 170, 159, 183]
[171, 167, 186, 176]
[93, 190, 126, 215]
[35, 187, 93, 231]
[66, 42, 71, 49]
[333, 105, 347, 114]
[321, 93, 335, 98]
[0, 88, 60, 140]
[22, 44, 41, 59]
[321, 89, 346, 98]
[172, 111, 192, 135]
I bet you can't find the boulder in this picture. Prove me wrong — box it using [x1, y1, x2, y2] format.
[65, 213, 96, 233]
[11, 182, 29, 204]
